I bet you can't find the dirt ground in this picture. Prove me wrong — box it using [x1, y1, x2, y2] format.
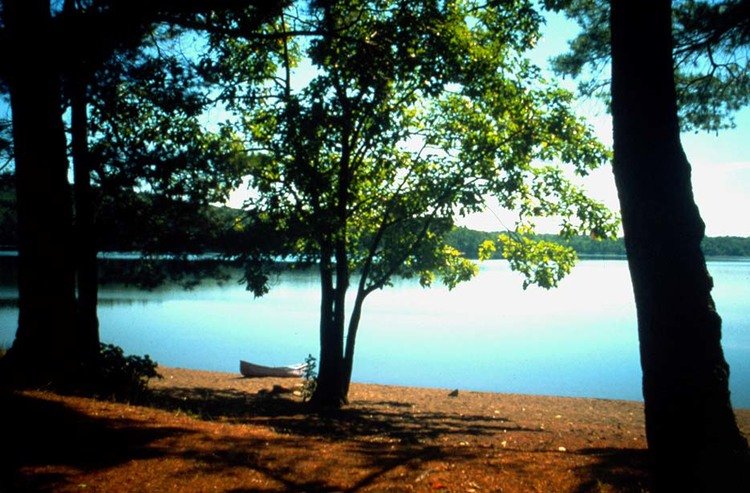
[3, 366, 749, 492]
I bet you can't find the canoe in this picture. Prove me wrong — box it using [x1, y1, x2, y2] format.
[240, 360, 306, 378]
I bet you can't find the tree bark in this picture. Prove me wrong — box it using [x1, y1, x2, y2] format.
[69, 71, 101, 363]
[310, 48, 353, 408]
[310, 245, 347, 408]
[609, 0, 749, 489]
[342, 289, 365, 397]
[2, 0, 80, 383]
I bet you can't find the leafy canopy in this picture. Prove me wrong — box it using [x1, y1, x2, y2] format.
[546, 0, 750, 132]
[207, 0, 617, 293]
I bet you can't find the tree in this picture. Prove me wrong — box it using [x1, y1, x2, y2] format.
[65, 0, 100, 362]
[2, 0, 81, 382]
[609, 0, 749, 489]
[85, 29, 253, 252]
[0, 0, 286, 387]
[212, 0, 617, 407]
[547, 0, 750, 133]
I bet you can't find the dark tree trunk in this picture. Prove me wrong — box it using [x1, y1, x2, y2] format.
[70, 73, 100, 363]
[310, 246, 347, 408]
[610, 0, 749, 489]
[311, 69, 353, 408]
[2, 0, 81, 384]
[311, 245, 365, 406]
[341, 290, 365, 397]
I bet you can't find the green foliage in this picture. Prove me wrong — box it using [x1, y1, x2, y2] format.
[478, 239, 498, 261]
[81, 25, 257, 286]
[89, 29, 252, 206]
[702, 236, 750, 257]
[448, 227, 750, 259]
[211, 0, 615, 296]
[546, 0, 750, 132]
[301, 353, 317, 402]
[91, 343, 161, 402]
[96, 192, 243, 254]
[497, 232, 578, 289]
[81, 30, 260, 286]
[453, 226, 622, 261]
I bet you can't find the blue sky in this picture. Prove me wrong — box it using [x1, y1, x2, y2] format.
[459, 11, 750, 236]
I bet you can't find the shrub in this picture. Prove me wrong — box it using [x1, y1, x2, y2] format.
[301, 353, 317, 402]
[92, 343, 161, 402]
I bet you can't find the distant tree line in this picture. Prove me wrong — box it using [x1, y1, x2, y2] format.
[445, 226, 750, 259]
[3, 182, 750, 260]
[0, 177, 243, 253]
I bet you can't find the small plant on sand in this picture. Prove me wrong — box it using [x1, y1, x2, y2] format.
[301, 354, 317, 402]
[92, 343, 161, 402]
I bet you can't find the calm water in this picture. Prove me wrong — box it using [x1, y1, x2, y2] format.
[1, 259, 749, 407]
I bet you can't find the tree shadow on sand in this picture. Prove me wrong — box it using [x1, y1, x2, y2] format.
[573, 448, 651, 492]
[147, 384, 544, 443]
[0, 391, 195, 491]
[2, 387, 651, 492]
[144, 385, 651, 490]
[1, 388, 508, 492]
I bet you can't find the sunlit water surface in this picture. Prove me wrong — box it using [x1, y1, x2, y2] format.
[1, 259, 749, 407]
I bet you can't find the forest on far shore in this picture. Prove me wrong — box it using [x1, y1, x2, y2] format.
[445, 226, 750, 259]
[1, 175, 748, 259]
[0, 174, 748, 259]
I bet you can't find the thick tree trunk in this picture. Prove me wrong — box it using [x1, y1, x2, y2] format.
[2, 0, 81, 384]
[610, 1, 749, 489]
[310, 247, 347, 408]
[70, 74, 101, 363]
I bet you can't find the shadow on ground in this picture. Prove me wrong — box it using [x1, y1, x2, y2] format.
[0, 391, 193, 491]
[1, 388, 651, 492]
[147, 385, 541, 443]
[573, 448, 651, 492]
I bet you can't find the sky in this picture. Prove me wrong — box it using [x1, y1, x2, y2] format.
[458, 12, 750, 237]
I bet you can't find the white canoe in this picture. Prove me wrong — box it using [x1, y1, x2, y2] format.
[240, 360, 306, 378]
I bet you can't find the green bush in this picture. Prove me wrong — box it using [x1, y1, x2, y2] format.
[92, 343, 161, 402]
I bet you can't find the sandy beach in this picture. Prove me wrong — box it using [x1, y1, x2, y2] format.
[3, 366, 749, 492]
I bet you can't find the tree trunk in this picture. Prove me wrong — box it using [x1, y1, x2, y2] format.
[342, 289, 366, 397]
[311, 60, 353, 408]
[310, 246, 347, 408]
[2, 0, 81, 384]
[70, 72, 101, 363]
[609, 0, 749, 489]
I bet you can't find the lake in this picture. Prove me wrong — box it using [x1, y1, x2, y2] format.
[1, 258, 749, 408]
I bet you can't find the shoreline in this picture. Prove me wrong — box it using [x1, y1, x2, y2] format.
[153, 365, 750, 411]
[149, 366, 750, 443]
